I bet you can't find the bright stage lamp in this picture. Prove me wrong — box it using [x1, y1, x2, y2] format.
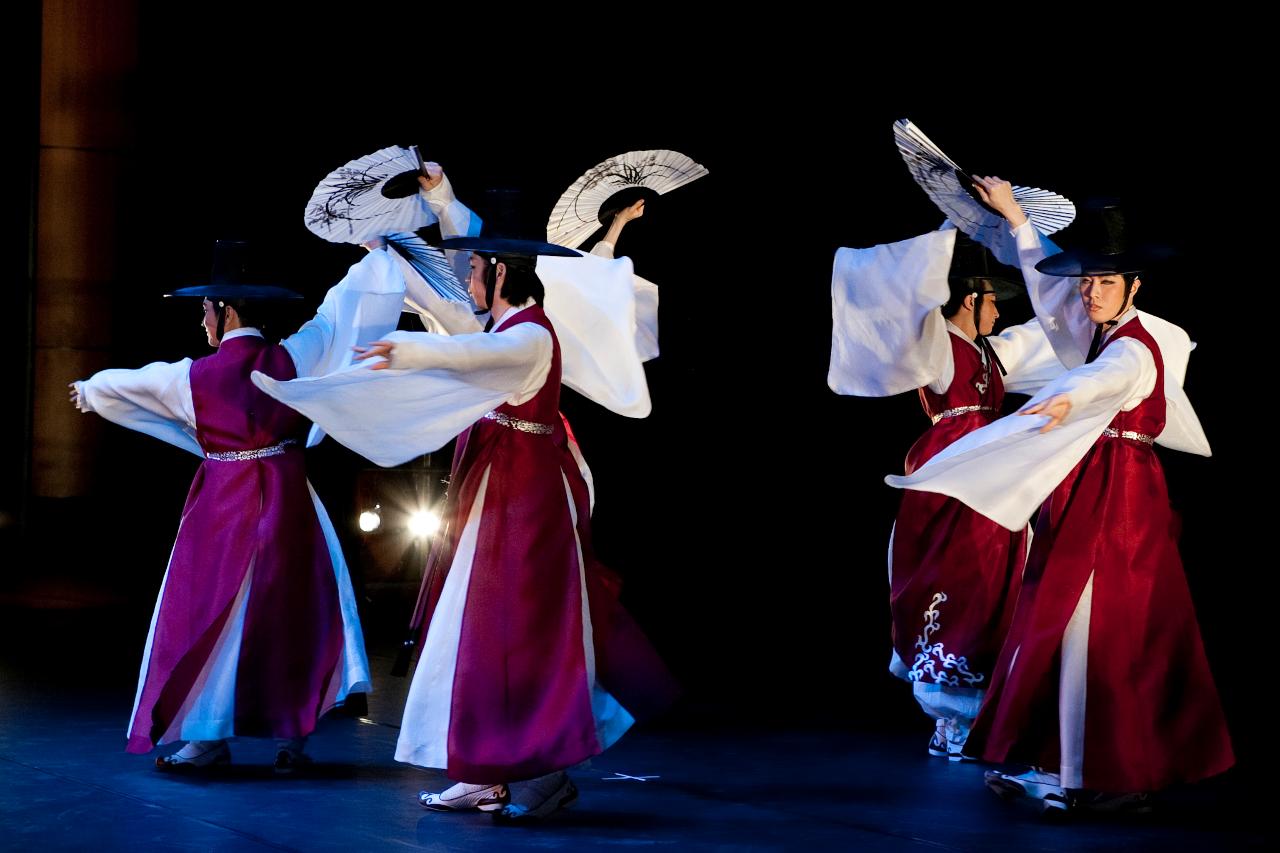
[408, 509, 441, 538]
[358, 508, 382, 532]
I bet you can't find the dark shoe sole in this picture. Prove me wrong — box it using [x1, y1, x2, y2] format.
[155, 750, 230, 773]
[985, 773, 1027, 801]
[493, 781, 578, 823]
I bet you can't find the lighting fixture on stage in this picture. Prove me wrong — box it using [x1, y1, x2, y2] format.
[358, 505, 382, 533]
[408, 509, 441, 538]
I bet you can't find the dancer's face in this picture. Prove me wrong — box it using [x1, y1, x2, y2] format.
[467, 254, 489, 310]
[1078, 275, 1140, 324]
[202, 299, 220, 346]
[974, 291, 1000, 336]
[467, 254, 506, 311]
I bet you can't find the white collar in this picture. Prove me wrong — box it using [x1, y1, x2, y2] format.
[945, 320, 981, 353]
[1103, 307, 1139, 340]
[491, 301, 532, 332]
[221, 327, 263, 342]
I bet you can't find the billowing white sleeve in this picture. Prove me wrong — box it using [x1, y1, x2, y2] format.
[886, 337, 1156, 530]
[421, 174, 482, 243]
[828, 229, 957, 397]
[381, 324, 552, 400]
[536, 253, 653, 417]
[1011, 220, 1093, 368]
[588, 240, 659, 362]
[277, 247, 407, 447]
[986, 318, 1067, 396]
[280, 247, 407, 378]
[74, 359, 201, 457]
[251, 323, 552, 467]
[632, 273, 660, 362]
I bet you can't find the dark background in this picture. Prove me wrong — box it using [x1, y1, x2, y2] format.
[3, 9, 1265, 779]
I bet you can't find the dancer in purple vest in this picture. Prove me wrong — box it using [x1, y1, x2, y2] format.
[830, 230, 1065, 761]
[254, 231, 676, 822]
[69, 240, 404, 772]
[889, 183, 1233, 812]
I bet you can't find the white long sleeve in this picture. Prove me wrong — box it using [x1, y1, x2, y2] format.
[589, 240, 659, 361]
[536, 253, 653, 417]
[1011, 220, 1094, 368]
[382, 320, 552, 405]
[251, 311, 554, 467]
[886, 332, 1157, 531]
[75, 358, 201, 457]
[420, 174, 482, 245]
[828, 229, 956, 397]
[1006, 220, 1209, 454]
[987, 318, 1066, 396]
[281, 247, 407, 378]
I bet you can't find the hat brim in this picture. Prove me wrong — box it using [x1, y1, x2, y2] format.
[165, 284, 304, 300]
[951, 276, 1023, 301]
[1035, 247, 1172, 277]
[438, 236, 580, 258]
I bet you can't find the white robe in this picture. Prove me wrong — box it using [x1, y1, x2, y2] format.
[391, 179, 657, 418]
[887, 224, 1210, 533]
[75, 248, 405, 742]
[827, 227, 1064, 399]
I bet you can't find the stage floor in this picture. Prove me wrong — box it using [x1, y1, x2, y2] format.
[0, 602, 1266, 852]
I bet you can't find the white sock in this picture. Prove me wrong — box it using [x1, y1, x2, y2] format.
[174, 740, 226, 761]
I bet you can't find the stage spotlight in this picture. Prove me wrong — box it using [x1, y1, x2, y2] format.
[408, 509, 441, 538]
[358, 506, 382, 532]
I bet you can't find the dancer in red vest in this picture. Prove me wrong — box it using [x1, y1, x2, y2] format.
[890, 183, 1234, 812]
[70, 241, 404, 771]
[830, 228, 1063, 760]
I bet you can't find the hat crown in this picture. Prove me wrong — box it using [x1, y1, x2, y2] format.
[946, 232, 1023, 301]
[164, 240, 301, 300]
[948, 232, 993, 280]
[209, 240, 255, 286]
[433, 188, 577, 260]
[1066, 199, 1130, 256]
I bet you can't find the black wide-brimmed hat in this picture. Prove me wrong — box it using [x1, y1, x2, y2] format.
[165, 240, 303, 301]
[437, 236, 579, 261]
[949, 232, 1023, 301]
[440, 187, 580, 266]
[1034, 200, 1171, 277]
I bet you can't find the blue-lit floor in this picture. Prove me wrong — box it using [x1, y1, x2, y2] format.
[0, 604, 1265, 852]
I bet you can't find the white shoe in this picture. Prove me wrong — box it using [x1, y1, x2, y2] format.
[984, 768, 1065, 802]
[493, 772, 578, 823]
[155, 740, 230, 772]
[419, 781, 508, 812]
[945, 720, 974, 763]
[927, 720, 948, 758]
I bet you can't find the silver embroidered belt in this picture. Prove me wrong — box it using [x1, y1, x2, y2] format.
[482, 410, 553, 435]
[1101, 427, 1155, 446]
[206, 439, 298, 461]
[931, 405, 996, 425]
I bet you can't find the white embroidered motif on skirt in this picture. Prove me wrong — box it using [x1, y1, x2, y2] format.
[908, 592, 985, 686]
